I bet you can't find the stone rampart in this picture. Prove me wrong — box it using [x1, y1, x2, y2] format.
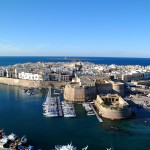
[0, 77, 66, 88]
[98, 106, 131, 120]
[64, 84, 96, 102]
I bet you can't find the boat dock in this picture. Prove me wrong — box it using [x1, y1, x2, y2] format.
[89, 103, 103, 123]
[57, 97, 63, 116]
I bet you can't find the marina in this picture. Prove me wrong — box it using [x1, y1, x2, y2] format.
[43, 88, 58, 117]
[43, 88, 76, 118]
[61, 101, 76, 118]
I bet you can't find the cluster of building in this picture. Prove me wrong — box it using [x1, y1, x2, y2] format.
[1, 61, 150, 83]
[0, 62, 77, 81]
[63, 63, 150, 120]
[1, 61, 150, 120]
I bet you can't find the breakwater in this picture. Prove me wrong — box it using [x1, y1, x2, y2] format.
[0, 77, 66, 88]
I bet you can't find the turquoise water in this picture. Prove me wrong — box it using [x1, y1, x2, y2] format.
[0, 84, 150, 150]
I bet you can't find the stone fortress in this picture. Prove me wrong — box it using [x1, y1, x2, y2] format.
[64, 77, 125, 102]
[95, 94, 131, 120]
[64, 76, 132, 120]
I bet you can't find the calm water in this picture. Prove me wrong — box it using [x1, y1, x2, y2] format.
[0, 84, 150, 150]
[0, 56, 150, 66]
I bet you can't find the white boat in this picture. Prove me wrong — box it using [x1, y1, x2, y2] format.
[26, 90, 31, 95]
[87, 111, 95, 116]
[64, 114, 76, 117]
[82, 146, 88, 150]
[82, 103, 92, 111]
[44, 113, 58, 117]
[55, 143, 77, 150]
[54, 90, 61, 95]
[0, 136, 9, 148]
[20, 135, 27, 144]
[8, 133, 18, 141]
[55, 143, 88, 150]
[43, 111, 58, 117]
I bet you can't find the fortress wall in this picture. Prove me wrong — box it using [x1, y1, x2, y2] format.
[74, 87, 85, 102]
[98, 106, 131, 120]
[112, 83, 125, 97]
[0, 77, 66, 88]
[64, 85, 96, 102]
[64, 85, 75, 101]
[96, 83, 112, 94]
[85, 86, 97, 100]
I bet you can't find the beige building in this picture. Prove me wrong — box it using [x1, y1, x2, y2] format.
[95, 94, 131, 120]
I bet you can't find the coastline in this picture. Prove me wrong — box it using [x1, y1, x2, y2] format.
[0, 77, 67, 88]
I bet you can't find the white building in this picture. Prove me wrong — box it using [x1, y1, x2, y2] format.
[18, 72, 43, 81]
[0, 69, 5, 77]
[6, 69, 15, 78]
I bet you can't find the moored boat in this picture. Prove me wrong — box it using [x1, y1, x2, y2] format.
[8, 133, 18, 141]
[87, 111, 95, 116]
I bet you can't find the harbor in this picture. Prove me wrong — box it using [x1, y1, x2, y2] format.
[1, 84, 150, 150]
[43, 88, 76, 118]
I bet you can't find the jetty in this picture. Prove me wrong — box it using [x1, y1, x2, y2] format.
[57, 97, 63, 116]
[89, 103, 103, 123]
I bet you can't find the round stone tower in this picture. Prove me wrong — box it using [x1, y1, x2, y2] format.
[112, 82, 125, 97]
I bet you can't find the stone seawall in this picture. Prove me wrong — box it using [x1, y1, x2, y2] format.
[98, 106, 132, 120]
[0, 77, 66, 88]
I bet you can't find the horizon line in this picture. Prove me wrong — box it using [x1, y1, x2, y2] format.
[0, 56, 150, 59]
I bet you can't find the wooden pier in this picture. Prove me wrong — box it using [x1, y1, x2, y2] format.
[89, 103, 103, 123]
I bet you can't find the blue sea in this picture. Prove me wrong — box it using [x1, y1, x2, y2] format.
[0, 56, 150, 66]
[0, 57, 150, 150]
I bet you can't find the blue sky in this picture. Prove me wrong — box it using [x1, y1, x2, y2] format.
[0, 0, 150, 57]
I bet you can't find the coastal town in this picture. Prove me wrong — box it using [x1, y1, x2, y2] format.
[1, 61, 150, 149]
[1, 61, 150, 118]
